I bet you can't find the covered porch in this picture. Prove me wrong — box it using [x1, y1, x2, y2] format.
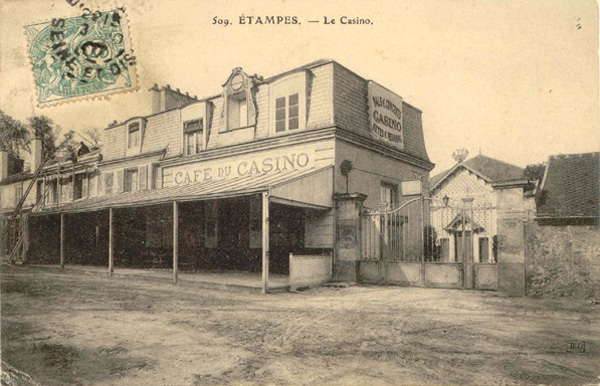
[27, 166, 334, 293]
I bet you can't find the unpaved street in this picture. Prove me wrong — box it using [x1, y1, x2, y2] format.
[2, 266, 599, 385]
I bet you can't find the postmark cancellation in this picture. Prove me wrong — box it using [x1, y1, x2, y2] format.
[24, 9, 138, 106]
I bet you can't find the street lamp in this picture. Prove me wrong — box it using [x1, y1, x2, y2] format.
[443, 195, 450, 207]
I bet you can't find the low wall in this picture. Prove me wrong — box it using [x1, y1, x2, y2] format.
[424, 263, 462, 288]
[387, 262, 422, 286]
[357, 261, 479, 289]
[474, 263, 498, 290]
[525, 221, 600, 298]
[289, 253, 332, 290]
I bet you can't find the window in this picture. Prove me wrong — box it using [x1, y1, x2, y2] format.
[49, 179, 58, 203]
[380, 183, 398, 207]
[127, 122, 140, 149]
[73, 175, 84, 200]
[14, 186, 23, 207]
[228, 92, 248, 129]
[275, 93, 299, 133]
[124, 169, 138, 192]
[184, 119, 203, 155]
[105, 173, 114, 195]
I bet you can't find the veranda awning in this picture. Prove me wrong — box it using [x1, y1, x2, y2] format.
[33, 165, 333, 215]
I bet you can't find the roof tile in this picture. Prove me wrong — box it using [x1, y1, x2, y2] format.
[537, 152, 599, 219]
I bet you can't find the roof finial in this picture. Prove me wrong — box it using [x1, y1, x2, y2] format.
[452, 148, 469, 164]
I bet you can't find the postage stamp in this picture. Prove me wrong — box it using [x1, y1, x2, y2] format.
[24, 9, 137, 106]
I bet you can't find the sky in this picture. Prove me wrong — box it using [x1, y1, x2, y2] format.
[1, 0, 598, 174]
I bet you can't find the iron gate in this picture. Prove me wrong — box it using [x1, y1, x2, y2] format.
[360, 197, 497, 290]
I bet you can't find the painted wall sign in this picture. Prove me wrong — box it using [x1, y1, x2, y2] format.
[367, 81, 404, 150]
[162, 144, 318, 188]
[401, 179, 422, 196]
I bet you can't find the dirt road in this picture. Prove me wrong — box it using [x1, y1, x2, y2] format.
[2, 266, 599, 385]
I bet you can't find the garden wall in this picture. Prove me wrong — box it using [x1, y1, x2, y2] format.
[525, 221, 600, 299]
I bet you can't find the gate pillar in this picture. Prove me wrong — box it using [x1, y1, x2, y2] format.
[493, 181, 530, 296]
[334, 193, 367, 282]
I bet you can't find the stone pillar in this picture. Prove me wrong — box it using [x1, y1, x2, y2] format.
[334, 193, 367, 282]
[493, 181, 529, 296]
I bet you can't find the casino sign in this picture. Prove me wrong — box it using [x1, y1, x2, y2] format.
[367, 81, 404, 150]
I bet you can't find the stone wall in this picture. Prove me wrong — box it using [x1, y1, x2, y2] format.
[525, 221, 600, 298]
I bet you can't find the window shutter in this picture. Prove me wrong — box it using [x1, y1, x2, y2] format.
[88, 175, 96, 197]
[82, 175, 89, 198]
[116, 170, 124, 193]
[105, 173, 113, 195]
[139, 165, 148, 190]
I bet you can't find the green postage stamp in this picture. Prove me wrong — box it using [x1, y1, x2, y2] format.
[24, 9, 137, 106]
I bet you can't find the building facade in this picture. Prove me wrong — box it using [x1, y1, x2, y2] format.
[0, 59, 434, 291]
[428, 154, 532, 263]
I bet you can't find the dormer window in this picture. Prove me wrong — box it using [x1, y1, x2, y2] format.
[128, 122, 140, 149]
[275, 93, 299, 132]
[184, 119, 203, 155]
[228, 92, 248, 129]
[124, 118, 145, 157]
[220, 68, 257, 133]
[270, 71, 307, 136]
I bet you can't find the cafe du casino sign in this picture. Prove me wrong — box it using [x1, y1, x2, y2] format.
[163, 146, 316, 188]
[367, 81, 404, 150]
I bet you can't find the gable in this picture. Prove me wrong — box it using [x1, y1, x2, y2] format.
[432, 168, 492, 200]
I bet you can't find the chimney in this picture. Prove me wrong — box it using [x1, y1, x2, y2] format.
[32, 137, 43, 172]
[150, 84, 197, 114]
[0, 150, 7, 182]
[150, 83, 164, 114]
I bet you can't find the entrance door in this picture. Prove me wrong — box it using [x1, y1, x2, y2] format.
[454, 231, 473, 262]
[455, 231, 473, 288]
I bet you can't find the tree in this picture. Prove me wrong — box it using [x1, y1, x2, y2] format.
[83, 128, 103, 147]
[60, 131, 78, 162]
[423, 224, 440, 261]
[0, 110, 30, 158]
[524, 163, 546, 182]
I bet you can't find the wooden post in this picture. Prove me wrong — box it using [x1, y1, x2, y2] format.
[57, 166, 61, 204]
[71, 165, 75, 202]
[461, 209, 466, 286]
[108, 208, 114, 275]
[60, 213, 65, 269]
[261, 192, 270, 294]
[173, 201, 179, 284]
[488, 204, 494, 263]
[421, 195, 426, 286]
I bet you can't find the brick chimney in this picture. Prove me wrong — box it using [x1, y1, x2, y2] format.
[32, 137, 43, 172]
[150, 84, 198, 114]
[0, 150, 7, 182]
